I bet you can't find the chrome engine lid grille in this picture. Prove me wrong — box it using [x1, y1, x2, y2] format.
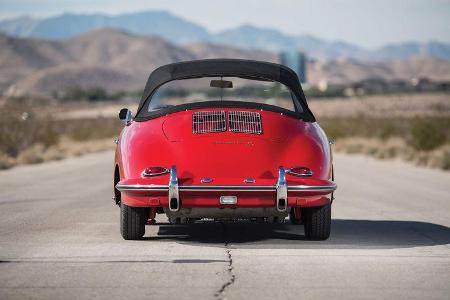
[228, 111, 262, 134]
[192, 111, 226, 134]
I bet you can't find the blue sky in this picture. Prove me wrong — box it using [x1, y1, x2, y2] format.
[0, 0, 449, 48]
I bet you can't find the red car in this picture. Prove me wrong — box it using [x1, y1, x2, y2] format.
[114, 59, 336, 240]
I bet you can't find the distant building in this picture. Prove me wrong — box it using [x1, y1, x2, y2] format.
[297, 52, 307, 83]
[279, 50, 307, 84]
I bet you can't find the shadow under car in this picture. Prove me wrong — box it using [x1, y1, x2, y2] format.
[144, 219, 450, 250]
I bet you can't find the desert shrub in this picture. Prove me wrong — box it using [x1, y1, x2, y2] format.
[320, 116, 395, 140]
[440, 151, 450, 170]
[57, 117, 122, 141]
[0, 104, 59, 157]
[0, 151, 12, 169]
[378, 123, 397, 140]
[320, 116, 449, 150]
[61, 86, 109, 102]
[84, 87, 108, 102]
[305, 86, 346, 98]
[16, 144, 45, 164]
[408, 118, 448, 151]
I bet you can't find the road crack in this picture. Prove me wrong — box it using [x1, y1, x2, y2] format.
[215, 223, 236, 300]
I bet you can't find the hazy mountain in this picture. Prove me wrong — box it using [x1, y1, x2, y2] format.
[1, 11, 449, 61]
[0, 16, 38, 36]
[426, 41, 450, 61]
[62, 28, 195, 72]
[212, 25, 365, 60]
[0, 32, 74, 89]
[17, 64, 140, 96]
[390, 55, 450, 81]
[185, 42, 277, 62]
[1, 29, 196, 96]
[1, 29, 449, 97]
[307, 59, 395, 86]
[0, 11, 209, 43]
[211, 25, 450, 62]
[307, 56, 450, 86]
[373, 41, 450, 61]
[210, 24, 297, 51]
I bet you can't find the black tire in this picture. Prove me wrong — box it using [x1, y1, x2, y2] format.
[303, 203, 331, 240]
[120, 203, 149, 240]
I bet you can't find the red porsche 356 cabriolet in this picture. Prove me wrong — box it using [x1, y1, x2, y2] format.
[114, 59, 336, 240]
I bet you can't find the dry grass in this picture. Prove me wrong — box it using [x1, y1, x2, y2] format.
[310, 93, 450, 118]
[314, 93, 450, 170]
[320, 116, 449, 150]
[56, 118, 122, 141]
[0, 151, 13, 169]
[2, 138, 115, 169]
[0, 103, 59, 157]
[53, 137, 115, 157]
[1, 93, 449, 171]
[334, 137, 450, 170]
[0, 103, 121, 170]
[321, 115, 450, 170]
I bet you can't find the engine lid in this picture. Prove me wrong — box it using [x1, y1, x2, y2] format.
[162, 109, 298, 143]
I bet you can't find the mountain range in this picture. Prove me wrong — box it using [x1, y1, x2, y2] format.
[2, 28, 450, 98]
[1, 11, 450, 62]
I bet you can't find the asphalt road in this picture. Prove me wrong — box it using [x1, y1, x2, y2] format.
[0, 151, 449, 300]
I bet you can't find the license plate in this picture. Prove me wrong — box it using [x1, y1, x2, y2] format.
[220, 196, 237, 205]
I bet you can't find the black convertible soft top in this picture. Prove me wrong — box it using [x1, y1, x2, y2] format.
[135, 59, 315, 122]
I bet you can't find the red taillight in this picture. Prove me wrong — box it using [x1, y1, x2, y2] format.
[286, 166, 313, 177]
[142, 166, 169, 177]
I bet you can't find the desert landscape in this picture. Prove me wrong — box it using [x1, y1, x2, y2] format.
[1, 5, 450, 300]
[0, 11, 449, 171]
[1, 28, 450, 98]
[1, 92, 449, 170]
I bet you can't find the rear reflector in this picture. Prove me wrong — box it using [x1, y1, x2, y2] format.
[142, 166, 169, 177]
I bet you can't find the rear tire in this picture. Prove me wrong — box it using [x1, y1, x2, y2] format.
[120, 203, 149, 240]
[303, 203, 331, 240]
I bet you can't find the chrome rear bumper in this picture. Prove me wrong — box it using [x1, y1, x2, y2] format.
[115, 166, 337, 212]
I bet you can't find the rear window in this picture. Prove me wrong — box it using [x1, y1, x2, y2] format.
[148, 76, 302, 113]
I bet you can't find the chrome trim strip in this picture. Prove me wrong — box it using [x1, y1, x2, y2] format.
[116, 184, 337, 192]
[288, 185, 337, 191]
[116, 184, 167, 191]
[168, 166, 180, 211]
[276, 166, 288, 212]
[181, 185, 275, 191]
